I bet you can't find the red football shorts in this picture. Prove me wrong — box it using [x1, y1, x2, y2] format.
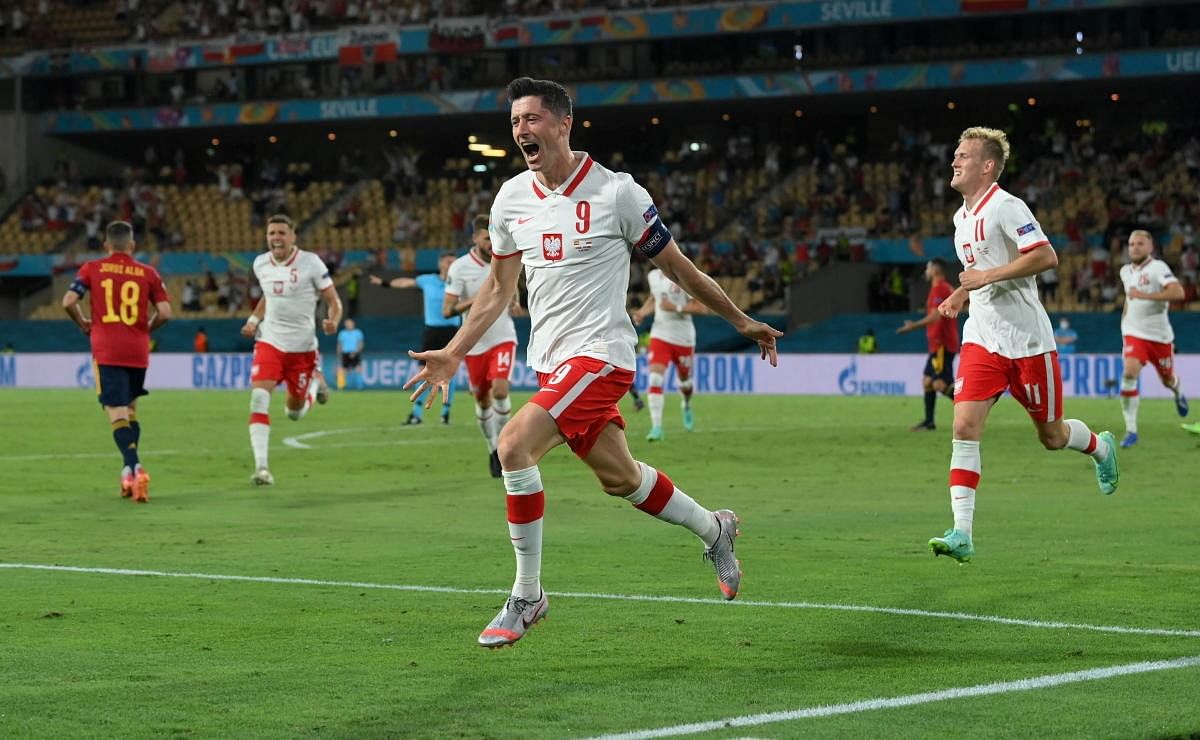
[532, 356, 635, 458]
[251, 341, 318, 400]
[954, 343, 1064, 423]
[647, 338, 694, 379]
[1122, 335, 1175, 382]
[465, 341, 517, 400]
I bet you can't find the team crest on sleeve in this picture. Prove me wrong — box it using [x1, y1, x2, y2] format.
[1016, 223, 1037, 236]
[542, 233, 564, 261]
[642, 204, 659, 224]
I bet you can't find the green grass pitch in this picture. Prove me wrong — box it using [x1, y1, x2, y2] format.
[2, 388, 1198, 738]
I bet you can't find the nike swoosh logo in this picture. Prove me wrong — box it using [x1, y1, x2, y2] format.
[539, 388, 559, 393]
[510, 537, 525, 541]
[517, 216, 534, 224]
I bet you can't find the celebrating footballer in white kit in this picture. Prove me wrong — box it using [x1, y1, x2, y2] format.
[1116, 228, 1188, 448]
[403, 77, 782, 648]
[927, 127, 1119, 566]
[444, 213, 521, 478]
[241, 214, 342, 486]
[631, 267, 706, 440]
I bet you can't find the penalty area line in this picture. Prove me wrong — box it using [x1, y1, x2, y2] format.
[586, 654, 1200, 740]
[2, 563, 1199, 639]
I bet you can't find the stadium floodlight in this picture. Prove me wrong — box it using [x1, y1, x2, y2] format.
[468, 135, 478, 143]
[468, 143, 490, 152]
[482, 148, 507, 158]
[473, 164, 487, 173]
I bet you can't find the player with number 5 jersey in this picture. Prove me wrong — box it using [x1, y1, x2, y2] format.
[927, 127, 1119, 566]
[404, 77, 782, 648]
[63, 220, 172, 503]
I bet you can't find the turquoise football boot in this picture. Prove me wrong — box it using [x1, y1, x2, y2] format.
[681, 403, 695, 432]
[1093, 430, 1119, 495]
[928, 528, 974, 563]
[646, 426, 663, 442]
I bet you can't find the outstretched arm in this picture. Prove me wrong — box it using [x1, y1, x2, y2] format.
[404, 255, 523, 404]
[897, 308, 940, 334]
[369, 274, 417, 289]
[650, 240, 782, 365]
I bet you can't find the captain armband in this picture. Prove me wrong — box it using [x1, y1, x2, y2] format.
[68, 279, 87, 296]
[634, 219, 672, 258]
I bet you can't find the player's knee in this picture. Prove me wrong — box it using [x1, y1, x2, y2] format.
[496, 428, 530, 470]
[931, 379, 946, 393]
[249, 387, 270, 415]
[952, 418, 981, 440]
[648, 371, 665, 393]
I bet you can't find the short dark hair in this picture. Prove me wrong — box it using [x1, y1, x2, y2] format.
[439, 251, 457, 261]
[267, 214, 294, 229]
[929, 258, 949, 275]
[472, 214, 489, 233]
[105, 220, 134, 248]
[506, 77, 573, 119]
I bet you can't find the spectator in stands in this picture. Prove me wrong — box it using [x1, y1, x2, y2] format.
[858, 328, 878, 353]
[181, 279, 201, 312]
[1173, 276, 1197, 311]
[194, 327, 209, 353]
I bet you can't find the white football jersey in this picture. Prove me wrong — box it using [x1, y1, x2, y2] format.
[952, 184, 1056, 359]
[1120, 258, 1178, 343]
[252, 248, 333, 352]
[490, 152, 663, 373]
[445, 248, 518, 356]
[647, 268, 696, 347]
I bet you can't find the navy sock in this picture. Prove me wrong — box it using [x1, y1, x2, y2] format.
[923, 391, 936, 425]
[130, 420, 141, 445]
[112, 420, 140, 469]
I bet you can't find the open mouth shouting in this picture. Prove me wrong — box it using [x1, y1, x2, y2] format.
[520, 139, 542, 167]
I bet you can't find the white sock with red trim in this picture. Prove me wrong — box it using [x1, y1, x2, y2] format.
[248, 388, 271, 470]
[647, 372, 665, 427]
[475, 403, 496, 452]
[949, 439, 980, 537]
[1065, 418, 1108, 461]
[624, 461, 720, 546]
[1119, 378, 1139, 434]
[493, 395, 512, 429]
[502, 465, 544, 600]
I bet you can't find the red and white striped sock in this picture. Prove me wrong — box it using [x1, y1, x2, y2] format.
[1119, 378, 1139, 434]
[502, 465, 544, 600]
[1065, 418, 1108, 461]
[624, 461, 719, 546]
[949, 439, 980, 537]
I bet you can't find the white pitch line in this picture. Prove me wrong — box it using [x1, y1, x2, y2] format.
[281, 425, 453, 449]
[0, 449, 187, 462]
[587, 655, 1200, 740]
[3, 563, 1199, 639]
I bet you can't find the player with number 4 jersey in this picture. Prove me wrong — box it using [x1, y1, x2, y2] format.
[927, 127, 1118, 566]
[444, 214, 521, 477]
[404, 77, 782, 648]
[63, 220, 172, 503]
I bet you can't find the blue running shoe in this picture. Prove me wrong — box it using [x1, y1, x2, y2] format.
[681, 404, 695, 432]
[1176, 393, 1189, 418]
[928, 528, 974, 563]
[646, 426, 663, 442]
[1119, 431, 1138, 448]
[1093, 431, 1119, 495]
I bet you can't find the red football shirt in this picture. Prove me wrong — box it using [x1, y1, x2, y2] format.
[925, 279, 960, 354]
[74, 252, 169, 368]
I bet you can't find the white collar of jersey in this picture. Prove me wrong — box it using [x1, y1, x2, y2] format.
[530, 151, 593, 200]
[964, 182, 1002, 216]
